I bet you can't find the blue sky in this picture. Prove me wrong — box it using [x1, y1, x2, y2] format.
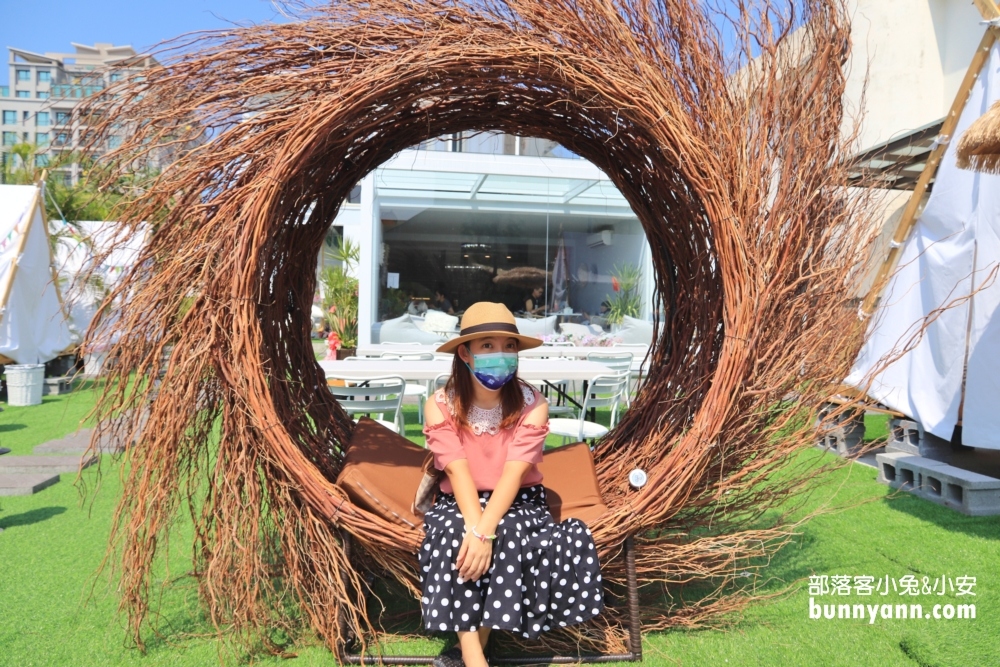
[1, 0, 284, 86]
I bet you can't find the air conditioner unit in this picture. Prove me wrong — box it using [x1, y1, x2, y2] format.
[587, 230, 613, 248]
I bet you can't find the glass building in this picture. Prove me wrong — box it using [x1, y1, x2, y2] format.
[329, 133, 656, 345]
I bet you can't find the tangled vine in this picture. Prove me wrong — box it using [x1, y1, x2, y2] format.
[81, 0, 876, 658]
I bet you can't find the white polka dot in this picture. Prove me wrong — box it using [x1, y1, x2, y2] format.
[587, 557, 593, 564]
[465, 590, 473, 598]
[441, 598, 449, 606]
[432, 609, 438, 617]
[483, 611, 490, 619]
[508, 541, 516, 549]
[473, 603, 480, 610]
[592, 608, 600, 614]
[507, 565, 515, 573]
[559, 579, 566, 586]
[462, 613, 469, 621]
[504, 590, 512, 598]
[502, 614, 510, 622]
[421, 597, 429, 604]
[444, 574, 451, 581]
[533, 624, 541, 631]
[540, 581, 548, 589]
[496, 575, 504, 584]
[439, 623, 447, 630]
[493, 600, 502, 608]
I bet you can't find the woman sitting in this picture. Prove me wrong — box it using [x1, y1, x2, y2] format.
[421, 302, 604, 667]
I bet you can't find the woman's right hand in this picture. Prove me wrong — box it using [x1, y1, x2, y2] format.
[456, 531, 493, 582]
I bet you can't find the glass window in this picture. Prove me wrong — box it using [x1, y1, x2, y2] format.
[36, 132, 50, 146]
[35, 154, 49, 167]
[0, 86, 8, 97]
[2, 111, 15, 125]
[16, 69, 30, 82]
[108, 135, 122, 148]
[36, 112, 50, 127]
[38, 70, 51, 83]
[2, 132, 17, 146]
[16, 91, 30, 98]
[54, 132, 69, 146]
[110, 72, 122, 82]
[55, 111, 71, 125]
[36, 91, 49, 99]
[372, 158, 652, 339]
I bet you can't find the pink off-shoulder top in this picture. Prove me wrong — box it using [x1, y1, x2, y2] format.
[424, 383, 548, 494]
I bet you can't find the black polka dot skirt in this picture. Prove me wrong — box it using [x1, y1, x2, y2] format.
[419, 485, 604, 639]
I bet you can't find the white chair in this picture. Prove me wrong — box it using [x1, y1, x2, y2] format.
[380, 352, 434, 423]
[587, 351, 634, 407]
[548, 372, 629, 445]
[433, 372, 450, 391]
[327, 375, 406, 433]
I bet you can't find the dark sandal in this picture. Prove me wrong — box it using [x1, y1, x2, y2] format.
[432, 646, 465, 667]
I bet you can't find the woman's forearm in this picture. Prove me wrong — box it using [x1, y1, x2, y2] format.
[445, 459, 484, 528]
[477, 462, 532, 535]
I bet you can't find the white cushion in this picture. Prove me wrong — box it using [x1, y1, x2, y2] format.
[612, 315, 655, 345]
[422, 309, 460, 333]
[547, 418, 609, 440]
[559, 322, 592, 337]
[515, 315, 557, 337]
[378, 314, 447, 344]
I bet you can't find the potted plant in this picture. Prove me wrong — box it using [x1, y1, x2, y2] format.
[320, 236, 360, 358]
[606, 262, 642, 325]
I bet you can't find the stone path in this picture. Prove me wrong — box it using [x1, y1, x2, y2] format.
[0, 411, 138, 497]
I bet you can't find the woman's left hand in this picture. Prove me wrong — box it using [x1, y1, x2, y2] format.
[456, 531, 493, 582]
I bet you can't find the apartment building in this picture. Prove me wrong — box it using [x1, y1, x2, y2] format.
[0, 42, 157, 185]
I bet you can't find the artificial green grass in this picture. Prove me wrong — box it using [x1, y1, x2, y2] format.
[1, 391, 997, 666]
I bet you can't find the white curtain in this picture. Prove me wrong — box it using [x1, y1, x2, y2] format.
[847, 43, 1000, 449]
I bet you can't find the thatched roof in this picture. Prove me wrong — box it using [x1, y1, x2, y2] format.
[957, 99, 1000, 173]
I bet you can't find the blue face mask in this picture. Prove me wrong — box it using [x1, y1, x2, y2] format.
[465, 351, 519, 390]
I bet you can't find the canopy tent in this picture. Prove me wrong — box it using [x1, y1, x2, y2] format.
[847, 37, 1000, 449]
[0, 184, 75, 365]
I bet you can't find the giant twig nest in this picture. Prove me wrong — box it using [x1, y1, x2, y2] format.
[81, 0, 874, 658]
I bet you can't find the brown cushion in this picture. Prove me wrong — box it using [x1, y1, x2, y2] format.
[538, 442, 609, 525]
[335, 417, 427, 529]
[336, 420, 609, 529]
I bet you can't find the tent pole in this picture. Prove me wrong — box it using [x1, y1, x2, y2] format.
[0, 187, 42, 330]
[860, 25, 1000, 315]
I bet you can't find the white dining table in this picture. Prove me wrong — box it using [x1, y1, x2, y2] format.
[318, 357, 616, 383]
[355, 344, 650, 374]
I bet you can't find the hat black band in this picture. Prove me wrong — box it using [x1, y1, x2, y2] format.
[460, 322, 519, 336]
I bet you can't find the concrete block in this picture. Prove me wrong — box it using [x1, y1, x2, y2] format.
[0, 455, 97, 475]
[33, 429, 123, 455]
[886, 418, 951, 462]
[42, 376, 74, 396]
[876, 452, 1000, 516]
[0, 473, 60, 496]
[816, 404, 866, 456]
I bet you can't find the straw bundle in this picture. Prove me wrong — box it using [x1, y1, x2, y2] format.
[77, 0, 876, 658]
[957, 99, 1000, 173]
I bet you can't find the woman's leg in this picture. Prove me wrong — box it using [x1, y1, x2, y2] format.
[478, 626, 490, 649]
[458, 630, 488, 667]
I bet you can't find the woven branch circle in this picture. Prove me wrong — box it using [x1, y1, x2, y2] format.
[83, 0, 873, 657]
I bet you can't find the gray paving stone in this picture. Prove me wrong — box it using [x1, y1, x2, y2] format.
[0, 473, 61, 496]
[0, 455, 97, 474]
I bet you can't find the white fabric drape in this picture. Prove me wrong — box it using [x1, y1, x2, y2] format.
[0, 185, 74, 364]
[847, 43, 1000, 449]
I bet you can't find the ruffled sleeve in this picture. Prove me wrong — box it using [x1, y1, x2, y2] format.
[424, 418, 466, 471]
[505, 422, 547, 465]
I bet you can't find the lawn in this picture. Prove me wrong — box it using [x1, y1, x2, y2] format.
[0, 389, 996, 667]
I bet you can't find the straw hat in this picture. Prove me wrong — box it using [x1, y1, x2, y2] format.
[957, 99, 1000, 174]
[436, 302, 543, 354]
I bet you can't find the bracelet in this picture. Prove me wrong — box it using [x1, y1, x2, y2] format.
[471, 526, 497, 542]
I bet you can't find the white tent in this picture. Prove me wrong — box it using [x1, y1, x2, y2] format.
[0, 184, 75, 364]
[847, 42, 1000, 449]
[52, 219, 145, 341]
